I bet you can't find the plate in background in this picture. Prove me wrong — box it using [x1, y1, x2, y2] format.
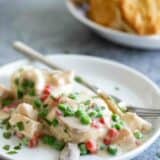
[67, 0, 160, 49]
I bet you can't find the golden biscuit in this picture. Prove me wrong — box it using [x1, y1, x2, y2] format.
[88, 0, 123, 30]
[120, 0, 160, 35]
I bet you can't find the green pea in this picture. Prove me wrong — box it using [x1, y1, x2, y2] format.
[17, 88, 24, 99]
[64, 107, 75, 117]
[89, 111, 97, 118]
[112, 114, 120, 122]
[113, 123, 123, 130]
[16, 122, 24, 131]
[3, 145, 10, 151]
[96, 111, 103, 118]
[52, 118, 59, 127]
[14, 143, 22, 150]
[80, 114, 91, 125]
[42, 135, 56, 146]
[3, 132, 12, 139]
[58, 104, 67, 112]
[38, 108, 49, 118]
[42, 135, 64, 151]
[75, 109, 86, 118]
[134, 130, 143, 139]
[107, 145, 118, 155]
[79, 143, 88, 155]
[34, 98, 42, 109]
[52, 139, 65, 151]
[22, 80, 34, 89]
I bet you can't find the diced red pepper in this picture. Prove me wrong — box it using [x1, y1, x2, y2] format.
[103, 128, 119, 145]
[41, 85, 52, 101]
[43, 85, 52, 95]
[99, 117, 107, 125]
[40, 94, 49, 101]
[35, 132, 44, 139]
[41, 85, 53, 101]
[107, 128, 119, 139]
[85, 139, 97, 153]
[103, 138, 112, 145]
[28, 132, 44, 148]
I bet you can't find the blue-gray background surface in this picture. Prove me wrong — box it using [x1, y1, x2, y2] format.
[0, 0, 160, 159]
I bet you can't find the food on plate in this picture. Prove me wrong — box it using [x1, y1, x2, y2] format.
[73, 0, 160, 35]
[120, 0, 160, 35]
[0, 66, 152, 159]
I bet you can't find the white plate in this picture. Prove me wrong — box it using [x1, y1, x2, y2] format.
[0, 54, 160, 160]
[66, 0, 160, 49]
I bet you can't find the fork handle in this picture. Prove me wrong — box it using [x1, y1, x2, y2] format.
[13, 41, 63, 71]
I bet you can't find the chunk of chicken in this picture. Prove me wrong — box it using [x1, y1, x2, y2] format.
[9, 113, 41, 139]
[47, 71, 74, 86]
[122, 112, 152, 133]
[16, 103, 38, 120]
[49, 116, 107, 143]
[46, 71, 74, 97]
[11, 66, 46, 96]
[0, 110, 10, 120]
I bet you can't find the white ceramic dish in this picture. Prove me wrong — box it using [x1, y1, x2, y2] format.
[0, 54, 160, 160]
[66, 0, 160, 49]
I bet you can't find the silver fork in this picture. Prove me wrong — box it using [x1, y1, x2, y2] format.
[13, 41, 160, 118]
[111, 95, 160, 118]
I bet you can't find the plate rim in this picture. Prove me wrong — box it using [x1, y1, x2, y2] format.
[0, 54, 160, 160]
[66, 0, 160, 40]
